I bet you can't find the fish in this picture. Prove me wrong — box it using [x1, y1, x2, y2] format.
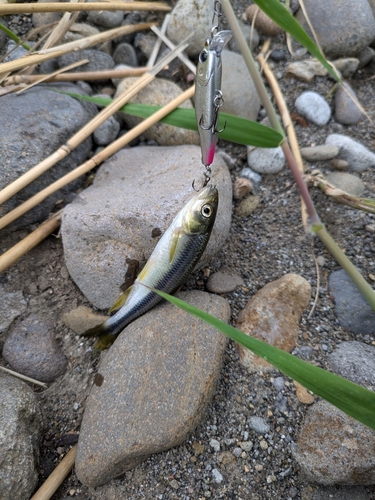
[83, 185, 219, 350]
[195, 30, 232, 167]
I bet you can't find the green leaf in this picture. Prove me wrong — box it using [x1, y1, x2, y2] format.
[252, 0, 340, 81]
[57, 92, 283, 148]
[0, 21, 31, 51]
[152, 289, 375, 430]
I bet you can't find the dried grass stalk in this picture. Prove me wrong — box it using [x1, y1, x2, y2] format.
[0, 22, 154, 77]
[30, 445, 77, 500]
[3, 67, 149, 85]
[151, 26, 196, 74]
[0, 366, 48, 388]
[0, 211, 61, 273]
[0, 2, 171, 15]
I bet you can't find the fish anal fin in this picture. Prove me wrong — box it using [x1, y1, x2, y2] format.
[169, 228, 183, 263]
[109, 285, 133, 314]
[94, 333, 117, 351]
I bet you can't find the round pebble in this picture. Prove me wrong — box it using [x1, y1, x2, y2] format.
[248, 416, 270, 434]
[246, 4, 283, 37]
[206, 272, 244, 294]
[334, 82, 363, 125]
[235, 195, 260, 217]
[212, 469, 223, 483]
[270, 49, 286, 62]
[209, 438, 221, 452]
[295, 91, 331, 126]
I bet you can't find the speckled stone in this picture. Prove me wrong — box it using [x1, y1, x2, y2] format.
[335, 82, 363, 125]
[75, 291, 230, 487]
[206, 271, 244, 294]
[235, 195, 260, 217]
[326, 172, 365, 197]
[293, 399, 375, 485]
[329, 269, 375, 334]
[326, 134, 375, 171]
[0, 374, 43, 500]
[0, 287, 27, 335]
[328, 341, 375, 389]
[235, 274, 311, 371]
[3, 314, 68, 383]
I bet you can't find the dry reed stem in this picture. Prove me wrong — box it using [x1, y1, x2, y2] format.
[3, 67, 150, 85]
[147, 14, 170, 68]
[0, 2, 171, 14]
[30, 445, 77, 500]
[0, 366, 48, 388]
[0, 22, 154, 77]
[16, 58, 89, 94]
[0, 211, 62, 273]
[0, 40, 189, 208]
[41, 0, 83, 51]
[257, 41, 309, 228]
[0, 85, 195, 231]
[151, 26, 196, 74]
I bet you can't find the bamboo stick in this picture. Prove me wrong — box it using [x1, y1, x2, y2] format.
[0, 2, 171, 15]
[0, 22, 154, 77]
[3, 67, 149, 85]
[16, 58, 89, 94]
[0, 85, 195, 231]
[0, 40, 189, 208]
[0, 366, 48, 388]
[0, 212, 61, 273]
[30, 445, 77, 500]
[256, 41, 308, 228]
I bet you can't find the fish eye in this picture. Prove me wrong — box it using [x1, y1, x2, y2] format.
[201, 204, 213, 218]
[199, 50, 208, 63]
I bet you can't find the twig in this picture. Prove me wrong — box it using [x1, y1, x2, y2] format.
[30, 445, 77, 500]
[0, 366, 48, 388]
[0, 40, 189, 210]
[0, 212, 62, 273]
[0, 2, 171, 15]
[0, 22, 154, 77]
[151, 26, 196, 75]
[0, 85, 195, 232]
[256, 40, 308, 229]
[308, 249, 320, 319]
[147, 14, 170, 68]
[16, 58, 89, 94]
[3, 67, 150, 85]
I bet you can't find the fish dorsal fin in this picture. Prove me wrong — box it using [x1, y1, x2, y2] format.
[169, 228, 183, 263]
[108, 285, 133, 314]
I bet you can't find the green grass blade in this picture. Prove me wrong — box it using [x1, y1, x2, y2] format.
[57, 92, 283, 148]
[252, 0, 340, 81]
[0, 21, 31, 51]
[153, 289, 375, 430]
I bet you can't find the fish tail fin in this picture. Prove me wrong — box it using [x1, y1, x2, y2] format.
[94, 333, 117, 351]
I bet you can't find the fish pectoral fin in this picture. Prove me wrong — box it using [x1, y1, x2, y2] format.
[108, 285, 133, 314]
[169, 228, 183, 263]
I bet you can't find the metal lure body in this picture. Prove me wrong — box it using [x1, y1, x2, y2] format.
[84, 186, 219, 350]
[195, 30, 232, 167]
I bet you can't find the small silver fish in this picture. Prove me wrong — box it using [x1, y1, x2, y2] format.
[84, 186, 219, 350]
[195, 30, 232, 167]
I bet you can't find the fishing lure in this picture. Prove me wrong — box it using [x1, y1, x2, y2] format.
[195, 4, 231, 182]
[84, 186, 219, 350]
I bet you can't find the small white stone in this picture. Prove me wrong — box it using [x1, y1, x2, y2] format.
[295, 91, 331, 125]
[212, 468, 223, 483]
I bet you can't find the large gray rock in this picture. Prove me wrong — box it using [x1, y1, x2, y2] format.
[221, 50, 260, 122]
[116, 77, 199, 146]
[75, 291, 230, 487]
[292, 400, 375, 485]
[325, 134, 375, 172]
[328, 341, 375, 389]
[0, 86, 95, 230]
[295, 0, 375, 58]
[0, 374, 43, 500]
[3, 314, 68, 383]
[329, 269, 375, 334]
[57, 49, 115, 74]
[166, 0, 212, 57]
[61, 145, 232, 309]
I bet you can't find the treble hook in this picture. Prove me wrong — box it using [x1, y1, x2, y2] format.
[199, 90, 226, 134]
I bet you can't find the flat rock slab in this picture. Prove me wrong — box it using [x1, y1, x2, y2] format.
[292, 400, 375, 485]
[62, 145, 232, 309]
[76, 291, 230, 487]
